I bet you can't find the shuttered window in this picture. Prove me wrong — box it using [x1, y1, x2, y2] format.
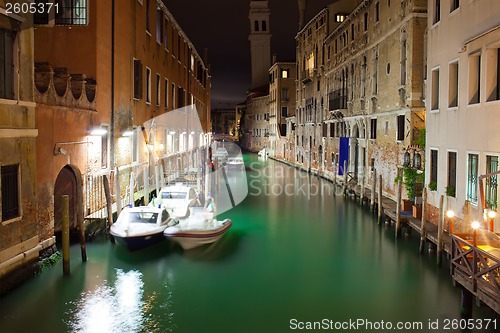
[1, 164, 20, 221]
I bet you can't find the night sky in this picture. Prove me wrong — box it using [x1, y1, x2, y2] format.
[166, 0, 335, 109]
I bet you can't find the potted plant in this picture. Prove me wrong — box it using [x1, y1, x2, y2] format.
[403, 166, 417, 211]
[429, 181, 437, 191]
[446, 185, 456, 197]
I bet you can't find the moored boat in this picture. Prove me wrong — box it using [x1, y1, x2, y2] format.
[110, 206, 172, 251]
[163, 207, 232, 250]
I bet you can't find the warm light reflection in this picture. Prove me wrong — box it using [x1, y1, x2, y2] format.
[471, 221, 480, 229]
[487, 210, 497, 219]
[68, 269, 146, 332]
[446, 210, 455, 218]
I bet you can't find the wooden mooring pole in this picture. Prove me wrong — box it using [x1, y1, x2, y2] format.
[343, 161, 348, 196]
[378, 174, 383, 224]
[437, 194, 444, 266]
[359, 175, 365, 206]
[370, 170, 376, 212]
[103, 175, 115, 243]
[419, 188, 427, 254]
[395, 179, 402, 238]
[62, 195, 70, 275]
[114, 167, 121, 213]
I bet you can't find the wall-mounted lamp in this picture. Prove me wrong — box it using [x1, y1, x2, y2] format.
[90, 128, 107, 136]
[471, 221, 480, 247]
[122, 130, 134, 137]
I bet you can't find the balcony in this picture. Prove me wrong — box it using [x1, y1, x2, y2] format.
[301, 68, 315, 84]
[328, 90, 347, 111]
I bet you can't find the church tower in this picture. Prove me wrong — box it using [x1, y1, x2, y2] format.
[249, 1, 271, 88]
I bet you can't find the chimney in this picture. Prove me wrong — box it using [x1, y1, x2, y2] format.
[272, 53, 277, 64]
[298, 0, 307, 30]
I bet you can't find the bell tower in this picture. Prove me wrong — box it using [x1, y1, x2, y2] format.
[249, 1, 271, 88]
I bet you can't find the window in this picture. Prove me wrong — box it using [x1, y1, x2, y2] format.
[486, 47, 500, 102]
[364, 12, 368, 32]
[133, 59, 142, 100]
[177, 34, 181, 60]
[262, 21, 267, 32]
[330, 123, 335, 138]
[156, 73, 160, 106]
[145, 0, 150, 33]
[281, 124, 287, 136]
[281, 88, 288, 101]
[1, 164, 20, 221]
[373, 47, 379, 94]
[430, 149, 438, 185]
[467, 153, 478, 204]
[450, 0, 459, 12]
[156, 8, 163, 44]
[375, 2, 380, 22]
[164, 78, 168, 108]
[370, 118, 377, 139]
[396, 115, 405, 141]
[34, 0, 49, 24]
[351, 23, 354, 41]
[335, 14, 347, 23]
[56, 0, 87, 25]
[0, 27, 15, 99]
[486, 155, 498, 209]
[433, 0, 440, 24]
[431, 68, 440, 110]
[447, 152, 457, 197]
[449, 62, 459, 107]
[400, 34, 407, 85]
[164, 17, 169, 49]
[146, 68, 151, 104]
[254, 20, 259, 32]
[281, 69, 289, 78]
[361, 56, 367, 98]
[468, 53, 481, 104]
[384, 121, 388, 136]
[281, 107, 288, 117]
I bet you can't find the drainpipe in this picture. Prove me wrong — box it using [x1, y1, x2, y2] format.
[110, 0, 115, 168]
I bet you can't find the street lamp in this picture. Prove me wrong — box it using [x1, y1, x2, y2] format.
[487, 209, 496, 232]
[446, 210, 455, 234]
[471, 221, 480, 247]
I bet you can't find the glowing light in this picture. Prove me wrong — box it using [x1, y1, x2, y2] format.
[446, 210, 455, 218]
[90, 128, 107, 136]
[471, 221, 480, 230]
[169, 131, 176, 135]
[487, 210, 497, 219]
[158, 143, 165, 151]
[122, 130, 134, 137]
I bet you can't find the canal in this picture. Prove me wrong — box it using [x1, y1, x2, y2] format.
[0, 154, 498, 332]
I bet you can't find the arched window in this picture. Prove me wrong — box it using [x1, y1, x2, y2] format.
[262, 20, 267, 31]
[254, 20, 259, 32]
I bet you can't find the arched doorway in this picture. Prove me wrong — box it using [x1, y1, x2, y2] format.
[54, 165, 83, 232]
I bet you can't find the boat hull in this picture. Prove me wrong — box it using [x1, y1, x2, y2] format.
[164, 219, 232, 250]
[112, 232, 165, 251]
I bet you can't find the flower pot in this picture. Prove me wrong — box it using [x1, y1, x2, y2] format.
[413, 204, 422, 218]
[402, 199, 413, 211]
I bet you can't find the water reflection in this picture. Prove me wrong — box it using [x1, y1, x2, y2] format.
[67, 269, 150, 333]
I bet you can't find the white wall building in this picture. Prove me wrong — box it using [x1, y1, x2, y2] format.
[425, 0, 500, 230]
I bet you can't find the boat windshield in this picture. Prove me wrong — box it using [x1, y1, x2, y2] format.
[127, 212, 159, 224]
[161, 191, 187, 199]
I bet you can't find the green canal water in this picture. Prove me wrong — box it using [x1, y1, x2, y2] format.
[1, 154, 498, 333]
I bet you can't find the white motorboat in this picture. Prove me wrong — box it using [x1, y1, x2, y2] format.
[163, 206, 232, 250]
[258, 148, 267, 157]
[110, 206, 173, 251]
[156, 183, 199, 217]
[226, 156, 244, 169]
